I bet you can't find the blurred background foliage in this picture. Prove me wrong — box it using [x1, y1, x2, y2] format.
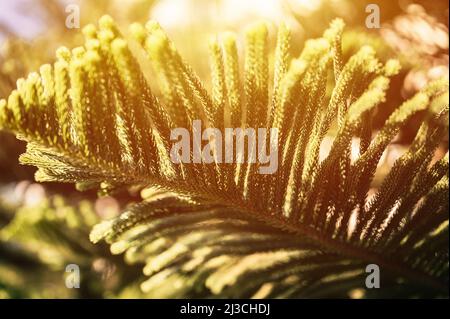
[0, 0, 448, 298]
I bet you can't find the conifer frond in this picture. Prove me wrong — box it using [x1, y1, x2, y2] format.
[0, 16, 448, 297]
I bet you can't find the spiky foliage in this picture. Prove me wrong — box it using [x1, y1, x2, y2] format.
[0, 16, 448, 298]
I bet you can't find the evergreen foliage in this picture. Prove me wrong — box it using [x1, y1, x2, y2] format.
[0, 16, 448, 298]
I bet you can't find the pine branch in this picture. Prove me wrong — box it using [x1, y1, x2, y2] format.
[0, 16, 448, 298]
